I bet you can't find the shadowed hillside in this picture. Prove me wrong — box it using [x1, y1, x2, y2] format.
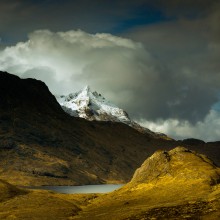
[0, 71, 220, 186]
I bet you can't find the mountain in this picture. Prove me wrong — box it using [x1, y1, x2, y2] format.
[0, 71, 174, 186]
[56, 86, 130, 122]
[73, 147, 220, 219]
[0, 71, 220, 186]
[56, 86, 169, 139]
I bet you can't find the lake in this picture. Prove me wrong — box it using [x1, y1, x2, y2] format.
[29, 184, 124, 194]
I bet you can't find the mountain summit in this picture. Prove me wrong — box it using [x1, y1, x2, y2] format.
[57, 86, 167, 138]
[57, 86, 131, 122]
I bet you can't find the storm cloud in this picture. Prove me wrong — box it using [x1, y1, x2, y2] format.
[0, 29, 219, 124]
[0, 29, 156, 112]
[0, 0, 161, 44]
[123, 0, 220, 140]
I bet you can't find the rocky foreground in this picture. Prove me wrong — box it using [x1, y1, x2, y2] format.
[1, 147, 220, 219]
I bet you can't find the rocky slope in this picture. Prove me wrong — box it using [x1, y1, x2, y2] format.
[73, 147, 220, 220]
[0, 71, 220, 186]
[56, 86, 169, 138]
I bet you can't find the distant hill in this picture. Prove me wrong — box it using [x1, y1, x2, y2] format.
[0, 71, 219, 186]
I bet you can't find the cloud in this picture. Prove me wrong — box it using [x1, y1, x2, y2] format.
[122, 2, 220, 123]
[138, 110, 220, 142]
[0, 29, 156, 109]
[0, 29, 220, 127]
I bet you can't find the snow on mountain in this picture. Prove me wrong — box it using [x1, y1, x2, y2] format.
[56, 86, 170, 139]
[56, 86, 131, 122]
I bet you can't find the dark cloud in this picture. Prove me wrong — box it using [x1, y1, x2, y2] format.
[122, 0, 220, 123]
[0, 0, 152, 43]
[1, 0, 219, 43]
[0, 28, 219, 125]
[0, 0, 180, 44]
[150, 0, 219, 17]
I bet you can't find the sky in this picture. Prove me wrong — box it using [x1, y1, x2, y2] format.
[0, 0, 220, 141]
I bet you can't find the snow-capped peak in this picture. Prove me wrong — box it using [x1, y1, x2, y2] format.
[56, 86, 171, 139]
[56, 86, 130, 122]
[80, 85, 90, 96]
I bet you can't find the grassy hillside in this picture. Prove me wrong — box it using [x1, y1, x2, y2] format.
[1, 147, 220, 219]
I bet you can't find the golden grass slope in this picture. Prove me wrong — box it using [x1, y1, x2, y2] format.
[72, 147, 220, 219]
[0, 179, 27, 202]
[0, 181, 99, 220]
[1, 147, 220, 219]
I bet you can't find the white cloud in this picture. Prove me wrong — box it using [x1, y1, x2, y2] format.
[0, 29, 154, 105]
[138, 110, 220, 141]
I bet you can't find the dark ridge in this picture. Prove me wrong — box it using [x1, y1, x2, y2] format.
[182, 138, 206, 145]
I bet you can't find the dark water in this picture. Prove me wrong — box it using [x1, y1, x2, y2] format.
[29, 184, 124, 194]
